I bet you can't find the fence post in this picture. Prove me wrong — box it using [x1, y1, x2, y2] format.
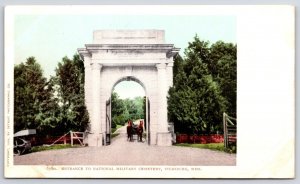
[70, 131, 73, 146]
[223, 112, 227, 148]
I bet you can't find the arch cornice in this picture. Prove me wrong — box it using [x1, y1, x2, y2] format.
[78, 44, 180, 59]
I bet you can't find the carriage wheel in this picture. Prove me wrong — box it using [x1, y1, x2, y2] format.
[14, 149, 20, 156]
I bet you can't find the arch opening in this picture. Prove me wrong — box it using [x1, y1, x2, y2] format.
[105, 76, 150, 145]
[110, 76, 147, 96]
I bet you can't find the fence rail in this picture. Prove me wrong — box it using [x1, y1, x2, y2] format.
[38, 131, 85, 147]
[223, 112, 237, 148]
[70, 131, 85, 146]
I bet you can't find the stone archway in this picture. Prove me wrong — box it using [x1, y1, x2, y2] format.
[78, 30, 179, 147]
[107, 76, 147, 145]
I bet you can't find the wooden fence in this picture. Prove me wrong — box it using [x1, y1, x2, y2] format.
[33, 131, 85, 147]
[70, 131, 84, 146]
[223, 112, 237, 148]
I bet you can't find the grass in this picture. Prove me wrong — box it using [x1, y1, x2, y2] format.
[116, 124, 122, 130]
[30, 144, 81, 153]
[111, 133, 120, 139]
[175, 143, 236, 153]
[111, 124, 123, 134]
[111, 124, 123, 139]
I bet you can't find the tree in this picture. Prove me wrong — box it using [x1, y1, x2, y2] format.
[111, 92, 146, 128]
[211, 42, 237, 117]
[14, 54, 90, 136]
[168, 36, 235, 135]
[183, 35, 211, 76]
[111, 92, 127, 127]
[132, 96, 145, 120]
[14, 57, 54, 132]
[123, 98, 139, 121]
[111, 92, 125, 116]
[53, 54, 89, 134]
[34, 77, 60, 134]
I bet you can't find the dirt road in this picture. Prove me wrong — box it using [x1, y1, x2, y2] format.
[14, 126, 236, 166]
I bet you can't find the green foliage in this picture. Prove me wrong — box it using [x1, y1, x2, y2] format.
[30, 144, 81, 153]
[112, 115, 123, 128]
[135, 96, 145, 119]
[211, 41, 237, 117]
[111, 133, 120, 139]
[168, 35, 236, 135]
[123, 96, 145, 121]
[111, 91, 145, 127]
[111, 125, 122, 134]
[215, 56, 237, 117]
[14, 57, 55, 132]
[14, 54, 90, 136]
[111, 92, 127, 126]
[111, 92, 125, 116]
[53, 54, 90, 134]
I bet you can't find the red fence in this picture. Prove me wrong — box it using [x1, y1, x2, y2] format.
[30, 135, 83, 146]
[176, 134, 224, 144]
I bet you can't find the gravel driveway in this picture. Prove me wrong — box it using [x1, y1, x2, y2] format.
[14, 126, 236, 166]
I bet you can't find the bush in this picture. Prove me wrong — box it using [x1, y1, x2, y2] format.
[111, 118, 117, 129]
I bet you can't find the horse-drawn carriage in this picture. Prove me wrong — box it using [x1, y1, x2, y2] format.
[127, 120, 144, 142]
[14, 129, 36, 155]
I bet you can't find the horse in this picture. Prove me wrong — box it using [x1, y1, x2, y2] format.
[137, 121, 144, 142]
[126, 121, 133, 141]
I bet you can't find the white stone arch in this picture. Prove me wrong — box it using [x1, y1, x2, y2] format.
[78, 30, 179, 147]
[100, 66, 158, 144]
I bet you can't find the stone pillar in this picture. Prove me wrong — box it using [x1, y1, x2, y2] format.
[166, 62, 174, 88]
[88, 63, 103, 147]
[83, 60, 91, 145]
[156, 63, 172, 146]
[84, 59, 92, 121]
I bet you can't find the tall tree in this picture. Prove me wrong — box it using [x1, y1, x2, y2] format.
[211, 42, 237, 117]
[111, 92, 127, 128]
[168, 36, 235, 135]
[14, 57, 53, 132]
[54, 54, 89, 134]
[111, 92, 125, 117]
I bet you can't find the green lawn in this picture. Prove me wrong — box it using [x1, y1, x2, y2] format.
[30, 144, 81, 153]
[111, 124, 123, 134]
[175, 143, 236, 153]
[111, 133, 120, 139]
[111, 124, 123, 139]
[116, 124, 122, 129]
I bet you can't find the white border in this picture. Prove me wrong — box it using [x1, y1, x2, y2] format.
[4, 5, 295, 178]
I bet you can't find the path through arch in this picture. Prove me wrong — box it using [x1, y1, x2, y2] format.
[107, 78, 150, 145]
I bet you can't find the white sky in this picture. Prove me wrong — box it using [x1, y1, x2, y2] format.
[113, 81, 145, 99]
[14, 14, 236, 99]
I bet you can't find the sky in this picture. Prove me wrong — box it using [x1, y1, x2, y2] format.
[113, 81, 145, 99]
[14, 14, 236, 99]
